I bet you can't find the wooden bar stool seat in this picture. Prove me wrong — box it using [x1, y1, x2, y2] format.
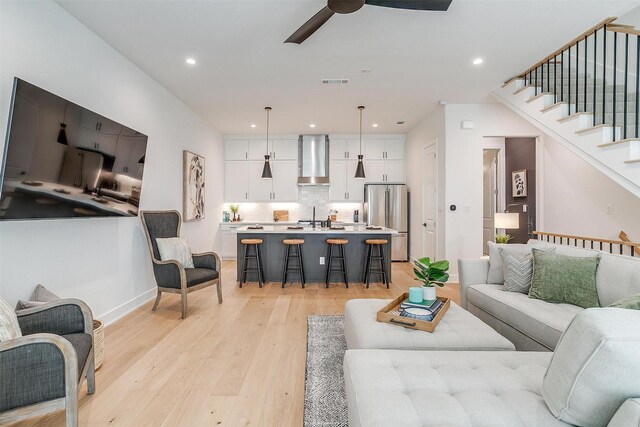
[363, 239, 389, 289]
[326, 239, 349, 288]
[240, 239, 265, 288]
[282, 239, 305, 288]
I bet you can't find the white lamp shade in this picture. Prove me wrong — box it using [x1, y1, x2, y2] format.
[494, 212, 520, 229]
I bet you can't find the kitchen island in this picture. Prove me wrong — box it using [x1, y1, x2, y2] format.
[236, 225, 397, 283]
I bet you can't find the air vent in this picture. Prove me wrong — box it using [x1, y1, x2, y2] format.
[321, 79, 349, 85]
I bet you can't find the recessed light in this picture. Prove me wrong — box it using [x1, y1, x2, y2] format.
[250, 124, 256, 128]
[310, 124, 316, 128]
[186, 58, 196, 65]
[372, 123, 378, 128]
[361, 69, 372, 73]
[472, 58, 484, 65]
[396, 121, 405, 125]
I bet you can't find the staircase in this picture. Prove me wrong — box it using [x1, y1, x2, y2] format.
[492, 18, 640, 197]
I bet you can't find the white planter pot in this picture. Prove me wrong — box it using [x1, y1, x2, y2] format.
[423, 286, 436, 301]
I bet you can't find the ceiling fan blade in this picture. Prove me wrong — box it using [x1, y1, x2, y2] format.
[285, 6, 336, 44]
[365, 0, 452, 11]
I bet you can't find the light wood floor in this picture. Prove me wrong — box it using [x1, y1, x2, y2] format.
[14, 261, 459, 427]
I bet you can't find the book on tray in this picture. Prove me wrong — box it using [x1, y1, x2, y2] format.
[399, 298, 444, 321]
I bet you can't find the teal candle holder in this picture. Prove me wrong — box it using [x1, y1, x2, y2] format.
[408, 287, 423, 303]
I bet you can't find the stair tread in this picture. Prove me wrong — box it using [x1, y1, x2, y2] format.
[598, 138, 639, 148]
[558, 112, 592, 123]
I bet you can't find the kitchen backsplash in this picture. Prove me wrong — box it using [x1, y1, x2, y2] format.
[226, 186, 363, 222]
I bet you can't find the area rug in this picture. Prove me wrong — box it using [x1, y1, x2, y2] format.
[304, 315, 348, 427]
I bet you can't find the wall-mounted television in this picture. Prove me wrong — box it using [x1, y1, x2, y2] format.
[0, 78, 148, 220]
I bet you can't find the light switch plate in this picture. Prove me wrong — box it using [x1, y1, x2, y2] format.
[607, 204, 614, 214]
[319, 257, 325, 265]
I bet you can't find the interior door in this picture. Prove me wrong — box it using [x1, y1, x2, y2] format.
[422, 143, 437, 259]
[483, 150, 499, 255]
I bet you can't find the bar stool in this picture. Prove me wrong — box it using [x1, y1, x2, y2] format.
[325, 239, 349, 288]
[240, 238, 265, 288]
[282, 239, 305, 288]
[363, 239, 389, 289]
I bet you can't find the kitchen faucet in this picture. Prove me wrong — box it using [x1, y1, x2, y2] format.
[312, 206, 316, 229]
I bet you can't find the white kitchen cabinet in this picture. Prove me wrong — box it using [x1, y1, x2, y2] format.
[364, 159, 405, 183]
[221, 223, 241, 259]
[347, 138, 363, 159]
[113, 136, 146, 178]
[365, 138, 404, 160]
[248, 160, 273, 201]
[329, 160, 348, 200]
[121, 126, 145, 137]
[225, 140, 248, 161]
[271, 160, 298, 201]
[364, 159, 386, 183]
[80, 110, 122, 135]
[249, 139, 298, 161]
[384, 160, 405, 183]
[224, 160, 249, 201]
[272, 139, 298, 160]
[76, 127, 118, 156]
[330, 159, 365, 202]
[330, 139, 347, 160]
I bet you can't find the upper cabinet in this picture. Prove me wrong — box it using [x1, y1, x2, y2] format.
[113, 136, 147, 179]
[75, 128, 118, 156]
[248, 138, 297, 161]
[365, 138, 405, 160]
[80, 110, 122, 135]
[330, 138, 362, 160]
[225, 140, 248, 161]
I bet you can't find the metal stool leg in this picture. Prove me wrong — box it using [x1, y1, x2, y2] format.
[282, 244, 290, 288]
[298, 244, 306, 288]
[240, 243, 249, 287]
[379, 244, 389, 288]
[341, 244, 349, 288]
[365, 244, 373, 289]
[255, 244, 264, 288]
[325, 243, 333, 288]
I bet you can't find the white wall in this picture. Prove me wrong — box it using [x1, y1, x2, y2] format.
[442, 104, 541, 278]
[0, 1, 224, 323]
[406, 106, 445, 261]
[542, 134, 640, 241]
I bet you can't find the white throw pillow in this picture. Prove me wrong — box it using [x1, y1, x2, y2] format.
[542, 308, 640, 426]
[499, 246, 556, 293]
[0, 297, 22, 341]
[156, 237, 194, 268]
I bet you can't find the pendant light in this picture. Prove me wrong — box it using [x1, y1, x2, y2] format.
[261, 106, 273, 179]
[354, 105, 366, 179]
[57, 102, 69, 145]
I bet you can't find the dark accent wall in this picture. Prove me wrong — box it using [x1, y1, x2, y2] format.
[505, 138, 536, 244]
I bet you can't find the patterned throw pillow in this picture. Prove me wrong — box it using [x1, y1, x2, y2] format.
[609, 293, 640, 310]
[499, 247, 556, 293]
[0, 297, 21, 342]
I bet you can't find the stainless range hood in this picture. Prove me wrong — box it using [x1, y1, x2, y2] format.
[298, 134, 330, 185]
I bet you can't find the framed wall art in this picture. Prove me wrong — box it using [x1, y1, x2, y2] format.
[183, 150, 205, 221]
[512, 169, 527, 198]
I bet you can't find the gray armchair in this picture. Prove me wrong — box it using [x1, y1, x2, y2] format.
[141, 210, 222, 319]
[0, 299, 95, 427]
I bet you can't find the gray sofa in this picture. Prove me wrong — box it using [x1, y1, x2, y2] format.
[344, 308, 640, 427]
[459, 241, 640, 351]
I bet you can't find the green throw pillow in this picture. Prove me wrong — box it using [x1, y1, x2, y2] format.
[609, 293, 640, 310]
[528, 249, 601, 308]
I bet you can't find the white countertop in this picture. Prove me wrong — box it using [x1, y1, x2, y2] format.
[221, 221, 359, 226]
[236, 225, 397, 234]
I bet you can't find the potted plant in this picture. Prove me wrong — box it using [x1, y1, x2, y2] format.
[495, 234, 513, 244]
[413, 257, 449, 301]
[229, 204, 240, 222]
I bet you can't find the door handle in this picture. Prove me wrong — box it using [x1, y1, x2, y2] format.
[422, 223, 427, 227]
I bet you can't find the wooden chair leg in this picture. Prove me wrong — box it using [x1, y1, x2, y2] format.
[181, 291, 187, 319]
[216, 279, 223, 304]
[87, 352, 96, 395]
[65, 382, 78, 427]
[152, 290, 162, 311]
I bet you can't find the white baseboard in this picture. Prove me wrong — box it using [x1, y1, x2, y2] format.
[98, 288, 156, 326]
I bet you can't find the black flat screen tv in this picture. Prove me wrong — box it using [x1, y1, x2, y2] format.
[0, 78, 148, 220]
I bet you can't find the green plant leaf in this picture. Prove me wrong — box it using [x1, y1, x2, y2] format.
[430, 260, 449, 271]
[418, 257, 431, 266]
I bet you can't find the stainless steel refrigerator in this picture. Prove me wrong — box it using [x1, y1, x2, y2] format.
[364, 184, 409, 261]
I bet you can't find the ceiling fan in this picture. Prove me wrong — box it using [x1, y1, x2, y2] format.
[285, 0, 453, 44]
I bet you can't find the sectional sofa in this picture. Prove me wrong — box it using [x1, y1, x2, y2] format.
[458, 240, 640, 350]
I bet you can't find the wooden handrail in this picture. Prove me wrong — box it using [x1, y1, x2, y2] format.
[534, 231, 640, 248]
[619, 231, 640, 253]
[504, 17, 617, 86]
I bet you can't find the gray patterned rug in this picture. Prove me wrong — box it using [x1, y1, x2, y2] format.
[304, 315, 348, 427]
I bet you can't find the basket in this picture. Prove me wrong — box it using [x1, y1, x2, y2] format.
[376, 293, 450, 332]
[92, 319, 104, 370]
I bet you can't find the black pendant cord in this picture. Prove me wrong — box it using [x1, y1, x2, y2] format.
[261, 107, 273, 179]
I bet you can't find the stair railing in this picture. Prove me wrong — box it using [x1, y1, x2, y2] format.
[534, 231, 640, 257]
[507, 17, 640, 143]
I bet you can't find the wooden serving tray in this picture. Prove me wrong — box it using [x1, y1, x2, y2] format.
[376, 293, 450, 333]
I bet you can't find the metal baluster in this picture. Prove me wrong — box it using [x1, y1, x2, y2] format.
[568, 45, 572, 110]
[613, 31, 618, 142]
[541, 63, 544, 95]
[624, 33, 629, 140]
[576, 38, 580, 112]
[584, 35, 588, 113]
[603, 25, 607, 128]
[554, 54, 557, 103]
[593, 29, 598, 126]
[535, 66, 538, 95]
[547, 59, 551, 93]
[636, 35, 639, 139]
[561, 49, 564, 102]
